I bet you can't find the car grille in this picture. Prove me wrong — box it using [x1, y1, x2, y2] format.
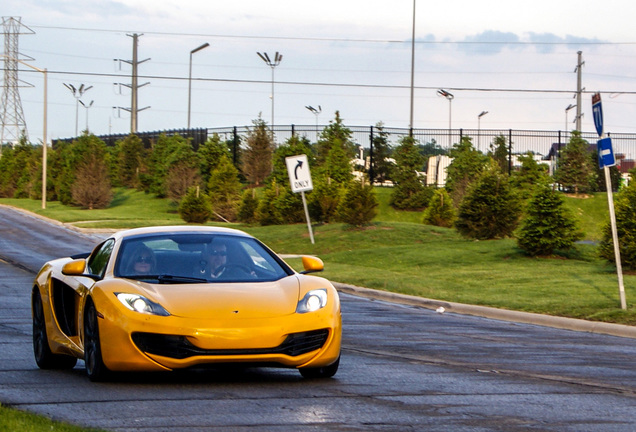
[132, 329, 330, 360]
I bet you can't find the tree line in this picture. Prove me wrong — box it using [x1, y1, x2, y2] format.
[0, 112, 633, 270]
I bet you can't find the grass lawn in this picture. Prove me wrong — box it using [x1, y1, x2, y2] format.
[1, 187, 633, 326]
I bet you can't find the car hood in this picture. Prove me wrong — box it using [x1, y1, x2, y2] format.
[135, 276, 301, 319]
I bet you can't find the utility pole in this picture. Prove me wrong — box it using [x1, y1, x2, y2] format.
[115, 33, 150, 133]
[574, 51, 584, 132]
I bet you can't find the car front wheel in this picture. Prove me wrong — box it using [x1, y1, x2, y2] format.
[299, 356, 340, 379]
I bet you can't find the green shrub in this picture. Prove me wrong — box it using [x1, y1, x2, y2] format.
[337, 180, 378, 227]
[237, 189, 259, 224]
[178, 187, 213, 224]
[599, 181, 636, 270]
[517, 186, 583, 256]
[455, 164, 522, 239]
[422, 188, 455, 228]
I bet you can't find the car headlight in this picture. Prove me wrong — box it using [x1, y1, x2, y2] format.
[115, 293, 170, 316]
[296, 289, 328, 314]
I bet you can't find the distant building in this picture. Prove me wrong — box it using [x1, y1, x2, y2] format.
[426, 155, 452, 187]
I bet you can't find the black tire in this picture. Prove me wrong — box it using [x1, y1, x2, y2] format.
[299, 355, 340, 379]
[32, 290, 78, 370]
[83, 299, 110, 382]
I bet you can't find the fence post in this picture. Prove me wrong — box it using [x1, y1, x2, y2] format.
[508, 129, 513, 175]
[232, 126, 238, 166]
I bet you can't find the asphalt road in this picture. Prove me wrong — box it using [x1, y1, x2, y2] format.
[1, 205, 636, 431]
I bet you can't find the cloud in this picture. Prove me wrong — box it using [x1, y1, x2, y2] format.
[459, 30, 520, 55]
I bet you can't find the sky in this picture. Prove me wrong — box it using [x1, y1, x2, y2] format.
[3, 0, 636, 149]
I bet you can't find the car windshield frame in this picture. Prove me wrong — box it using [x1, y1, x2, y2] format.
[114, 232, 294, 283]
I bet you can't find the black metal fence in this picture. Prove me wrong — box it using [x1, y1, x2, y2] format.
[55, 124, 636, 167]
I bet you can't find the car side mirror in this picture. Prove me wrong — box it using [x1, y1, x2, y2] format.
[300, 256, 324, 274]
[61, 259, 101, 280]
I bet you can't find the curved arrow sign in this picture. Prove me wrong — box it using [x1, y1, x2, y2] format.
[285, 154, 313, 193]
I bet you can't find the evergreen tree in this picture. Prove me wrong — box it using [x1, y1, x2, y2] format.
[321, 143, 353, 184]
[237, 189, 259, 224]
[315, 111, 356, 164]
[242, 117, 274, 187]
[455, 162, 522, 239]
[422, 188, 456, 228]
[389, 135, 431, 210]
[207, 154, 242, 222]
[445, 136, 489, 206]
[517, 186, 583, 256]
[69, 133, 113, 209]
[489, 135, 509, 174]
[370, 122, 393, 183]
[554, 130, 593, 194]
[178, 187, 213, 224]
[256, 182, 284, 225]
[510, 152, 550, 200]
[336, 179, 378, 227]
[114, 134, 145, 188]
[198, 133, 231, 187]
[145, 134, 198, 198]
[308, 175, 345, 223]
[598, 179, 636, 270]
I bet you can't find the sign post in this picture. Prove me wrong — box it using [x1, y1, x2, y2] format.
[593, 92, 626, 309]
[285, 154, 315, 244]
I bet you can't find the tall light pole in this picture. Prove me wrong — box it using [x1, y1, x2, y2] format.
[187, 42, 210, 129]
[409, 0, 416, 134]
[257, 51, 283, 132]
[63, 83, 92, 136]
[2, 55, 47, 209]
[478, 110, 488, 151]
[437, 89, 454, 145]
[306, 105, 321, 137]
[80, 100, 94, 132]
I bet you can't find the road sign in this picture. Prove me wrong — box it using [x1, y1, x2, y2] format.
[285, 154, 313, 193]
[285, 154, 315, 244]
[597, 137, 616, 168]
[592, 92, 604, 137]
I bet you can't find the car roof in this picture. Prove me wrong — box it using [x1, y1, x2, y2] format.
[112, 225, 252, 241]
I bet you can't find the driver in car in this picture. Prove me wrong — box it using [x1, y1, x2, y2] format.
[206, 241, 228, 278]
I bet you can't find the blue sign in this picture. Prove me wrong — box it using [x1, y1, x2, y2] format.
[592, 92, 604, 137]
[598, 137, 616, 168]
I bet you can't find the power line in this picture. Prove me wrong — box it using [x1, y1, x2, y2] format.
[27, 24, 636, 46]
[11, 67, 636, 96]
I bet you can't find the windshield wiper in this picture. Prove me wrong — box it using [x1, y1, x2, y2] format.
[157, 274, 208, 284]
[123, 274, 208, 284]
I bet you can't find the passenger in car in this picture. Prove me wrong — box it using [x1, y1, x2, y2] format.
[126, 244, 156, 275]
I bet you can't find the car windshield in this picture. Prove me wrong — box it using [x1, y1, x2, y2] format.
[114, 233, 293, 283]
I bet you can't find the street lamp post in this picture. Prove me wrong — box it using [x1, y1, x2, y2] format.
[478, 110, 488, 151]
[63, 83, 92, 136]
[2, 55, 47, 209]
[80, 100, 94, 132]
[305, 105, 322, 137]
[187, 42, 210, 129]
[257, 51, 283, 132]
[437, 89, 454, 146]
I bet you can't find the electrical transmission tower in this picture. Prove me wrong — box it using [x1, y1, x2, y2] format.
[1, 16, 34, 147]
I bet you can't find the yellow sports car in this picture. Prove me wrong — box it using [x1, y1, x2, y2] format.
[32, 226, 341, 381]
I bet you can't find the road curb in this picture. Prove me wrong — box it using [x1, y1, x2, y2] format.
[334, 282, 636, 340]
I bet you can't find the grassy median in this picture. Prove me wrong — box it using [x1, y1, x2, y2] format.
[2, 187, 633, 326]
